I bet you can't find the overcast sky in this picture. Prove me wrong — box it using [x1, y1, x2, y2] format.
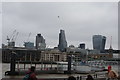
[2, 2, 118, 49]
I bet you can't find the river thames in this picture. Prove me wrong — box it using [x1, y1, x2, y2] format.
[1, 62, 119, 79]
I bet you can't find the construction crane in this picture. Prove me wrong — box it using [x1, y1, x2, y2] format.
[11, 31, 19, 42]
[27, 32, 31, 42]
[10, 30, 16, 40]
[14, 32, 19, 42]
[7, 30, 16, 43]
[7, 30, 16, 42]
[24, 32, 34, 49]
[6, 30, 19, 47]
[7, 36, 10, 43]
[57, 16, 64, 29]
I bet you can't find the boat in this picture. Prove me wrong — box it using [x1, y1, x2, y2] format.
[56, 61, 92, 73]
[88, 60, 106, 71]
[56, 60, 106, 73]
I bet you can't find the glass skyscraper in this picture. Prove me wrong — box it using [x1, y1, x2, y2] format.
[93, 35, 106, 51]
[58, 29, 67, 52]
[36, 34, 46, 49]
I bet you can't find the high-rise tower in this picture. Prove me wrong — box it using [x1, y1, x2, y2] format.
[93, 35, 106, 52]
[36, 34, 46, 49]
[58, 29, 67, 52]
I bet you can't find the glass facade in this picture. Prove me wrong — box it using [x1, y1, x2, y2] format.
[36, 34, 46, 49]
[58, 30, 67, 52]
[93, 35, 106, 51]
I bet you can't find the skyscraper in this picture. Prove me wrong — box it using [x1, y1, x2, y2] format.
[58, 29, 67, 52]
[93, 35, 106, 51]
[36, 34, 46, 49]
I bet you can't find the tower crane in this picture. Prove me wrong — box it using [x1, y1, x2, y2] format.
[24, 32, 34, 48]
[11, 31, 19, 42]
[10, 30, 16, 40]
[57, 16, 64, 29]
[7, 36, 10, 43]
[7, 30, 16, 42]
[6, 30, 19, 47]
[7, 30, 16, 43]
[14, 32, 19, 42]
[27, 32, 31, 42]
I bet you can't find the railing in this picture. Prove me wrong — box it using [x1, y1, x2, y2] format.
[2, 76, 107, 80]
[16, 61, 58, 72]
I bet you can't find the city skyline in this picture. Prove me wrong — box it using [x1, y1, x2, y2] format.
[2, 2, 118, 49]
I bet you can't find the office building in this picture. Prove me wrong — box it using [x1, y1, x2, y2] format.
[41, 50, 67, 62]
[58, 29, 67, 52]
[36, 34, 46, 49]
[8, 42, 15, 47]
[24, 42, 34, 49]
[78, 43, 85, 49]
[93, 35, 106, 51]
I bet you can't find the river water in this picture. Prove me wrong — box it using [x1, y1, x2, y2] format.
[1, 63, 119, 79]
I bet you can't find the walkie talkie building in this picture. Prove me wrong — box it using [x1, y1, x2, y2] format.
[93, 35, 106, 52]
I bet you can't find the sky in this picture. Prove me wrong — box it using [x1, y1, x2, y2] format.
[2, 2, 118, 49]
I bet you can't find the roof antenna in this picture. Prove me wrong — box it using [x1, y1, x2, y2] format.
[58, 16, 63, 30]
